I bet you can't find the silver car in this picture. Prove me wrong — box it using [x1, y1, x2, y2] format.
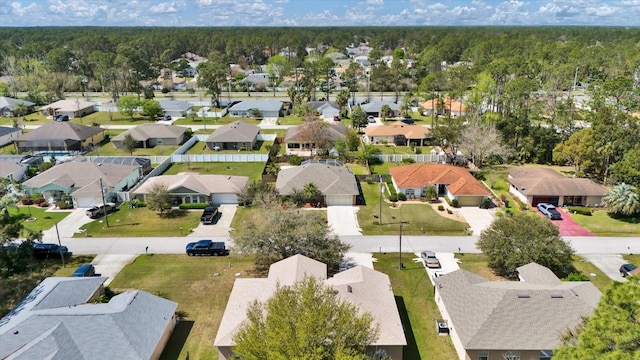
[421, 251, 441, 268]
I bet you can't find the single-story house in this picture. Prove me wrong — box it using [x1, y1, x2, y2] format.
[22, 161, 141, 207]
[240, 72, 270, 88]
[40, 99, 96, 119]
[0, 126, 22, 147]
[275, 162, 359, 206]
[0, 96, 35, 117]
[214, 255, 407, 359]
[306, 100, 340, 120]
[157, 99, 193, 118]
[434, 263, 601, 360]
[389, 163, 490, 205]
[205, 121, 259, 151]
[360, 100, 400, 117]
[363, 121, 431, 146]
[78, 155, 153, 175]
[14, 122, 105, 154]
[0, 160, 27, 181]
[507, 168, 609, 207]
[0, 277, 177, 360]
[419, 98, 467, 117]
[284, 122, 348, 152]
[133, 172, 249, 205]
[111, 123, 187, 148]
[228, 99, 287, 118]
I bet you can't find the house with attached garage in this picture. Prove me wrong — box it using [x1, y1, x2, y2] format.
[284, 122, 348, 154]
[507, 168, 608, 207]
[21, 161, 142, 207]
[111, 123, 187, 149]
[0, 96, 35, 117]
[360, 99, 400, 118]
[157, 99, 193, 118]
[306, 100, 340, 120]
[434, 263, 601, 360]
[275, 161, 359, 206]
[40, 99, 96, 119]
[228, 99, 288, 118]
[13, 122, 104, 154]
[389, 163, 490, 205]
[133, 172, 249, 205]
[419, 97, 467, 118]
[0, 276, 177, 360]
[363, 121, 431, 146]
[205, 121, 259, 151]
[214, 254, 407, 360]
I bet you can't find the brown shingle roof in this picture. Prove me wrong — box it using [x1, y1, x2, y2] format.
[205, 121, 259, 143]
[364, 121, 431, 139]
[275, 163, 359, 196]
[112, 123, 185, 142]
[16, 122, 103, 142]
[284, 122, 348, 143]
[508, 168, 608, 196]
[390, 163, 490, 196]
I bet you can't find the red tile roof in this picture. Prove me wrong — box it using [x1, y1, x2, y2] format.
[390, 163, 490, 196]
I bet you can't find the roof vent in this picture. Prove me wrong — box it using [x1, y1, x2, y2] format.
[517, 293, 530, 299]
[347, 285, 352, 293]
[550, 292, 564, 299]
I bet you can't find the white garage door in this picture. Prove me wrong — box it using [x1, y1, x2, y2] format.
[211, 193, 238, 204]
[326, 195, 354, 206]
[75, 196, 101, 208]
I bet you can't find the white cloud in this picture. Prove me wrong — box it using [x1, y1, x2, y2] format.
[11, 1, 39, 16]
[149, 2, 179, 14]
[365, 0, 384, 5]
[585, 4, 617, 16]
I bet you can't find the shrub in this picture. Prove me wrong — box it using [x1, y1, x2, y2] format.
[451, 199, 459, 208]
[471, 170, 486, 181]
[130, 200, 146, 208]
[388, 194, 398, 202]
[365, 177, 374, 184]
[438, 205, 445, 211]
[289, 155, 303, 166]
[500, 194, 507, 203]
[503, 199, 510, 208]
[397, 193, 406, 201]
[34, 197, 45, 205]
[447, 209, 453, 214]
[56, 201, 74, 209]
[21, 195, 34, 205]
[563, 272, 590, 282]
[496, 211, 504, 217]
[401, 158, 415, 164]
[178, 203, 210, 209]
[415, 147, 422, 154]
[568, 206, 592, 216]
[505, 208, 515, 216]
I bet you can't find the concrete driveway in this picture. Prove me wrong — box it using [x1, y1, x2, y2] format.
[41, 208, 94, 242]
[412, 252, 460, 284]
[327, 206, 362, 236]
[189, 205, 237, 237]
[581, 254, 628, 281]
[91, 254, 137, 286]
[457, 207, 495, 235]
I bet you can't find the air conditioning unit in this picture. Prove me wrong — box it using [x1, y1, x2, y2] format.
[436, 319, 449, 335]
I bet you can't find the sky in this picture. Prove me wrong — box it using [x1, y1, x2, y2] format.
[0, 0, 639, 27]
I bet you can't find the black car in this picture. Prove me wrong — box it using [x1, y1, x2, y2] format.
[401, 117, 415, 124]
[33, 243, 71, 259]
[186, 240, 226, 256]
[54, 115, 69, 122]
[620, 263, 638, 277]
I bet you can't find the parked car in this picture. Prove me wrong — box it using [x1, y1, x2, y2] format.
[401, 117, 415, 124]
[186, 239, 227, 256]
[537, 203, 562, 220]
[421, 251, 441, 268]
[200, 205, 219, 225]
[72, 264, 100, 277]
[367, 115, 376, 123]
[333, 115, 340, 121]
[162, 114, 172, 121]
[33, 243, 71, 260]
[620, 263, 638, 277]
[86, 202, 116, 218]
[54, 115, 69, 122]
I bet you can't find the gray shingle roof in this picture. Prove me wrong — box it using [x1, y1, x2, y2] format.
[16, 122, 103, 142]
[0, 96, 35, 110]
[284, 122, 348, 143]
[0, 125, 21, 137]
[112, 123, 186, 142]
[275, 163, 359, 196]
[435, 264, 601, 350]
[360, 100, 399, 112]
[23, 162, 139, 191]
[157, 99, 193, 112]
[228, 99, 284, 112]
[0, 277, 177, 360]
[133, 172, 249, 196]
[205, 121, 259, 143]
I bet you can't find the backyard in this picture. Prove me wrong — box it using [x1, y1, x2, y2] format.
[85, 142, 181, 157]
[162, 161, 266, 181]
[184, 140, 272, 155]
[76, 205, 201, 237]
[173, 115, 260, 126]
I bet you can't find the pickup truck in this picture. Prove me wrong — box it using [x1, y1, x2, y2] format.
[200, 206, 219, 224]
[86, 202, 116, 218]
[186, 240, 226, 256]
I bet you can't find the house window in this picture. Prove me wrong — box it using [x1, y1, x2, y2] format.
[478, 350, 488, 360]
[505, 350, 520, 360]
[405, 189, 415, 196]
[540, 350, 553, 360]
[157, 138, 164, 144]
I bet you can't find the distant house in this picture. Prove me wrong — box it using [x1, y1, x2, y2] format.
[78, 155, 153, 175]
[0, 160, 27, 181]
[214, 255, 407, 360]
[40, 99, 96, 119]
[0, 277, 177, 360]
[111, 123, 187, 149]
[228, 99, 286, 118]
[276, 162, 359, 206]
[157, 99, 193, 118]
[0, 126, 22, 147]
[363, 121, 431, 146]
[360, 100, 400, 117]
[389, 163, 490, 205]
[133, 172, 249, 205]
[306, 100, 340, 120]
[284, 122, 348, 153]
[14, 122, 104, 153]
[205, 121, 259, 151]
[434, 263, 601, 360]
[0, 96, 35, 117]
[240, 72, 270, 88]
[22, 161, 141, 207]
[419, 98, 467, 117]
[507, 168, 609, 207]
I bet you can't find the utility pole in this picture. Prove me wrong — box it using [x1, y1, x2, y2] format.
[99, 178, 110, 227]
[399, 222, 404, 270]
[379, 177, 384, 224]
[55, 222, 65, 267]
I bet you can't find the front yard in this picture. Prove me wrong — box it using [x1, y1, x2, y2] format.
[76, 206, 201, 237]
[9, 206, 72, 234]
[162, 162, 266, 181]
[570, 210, 640, 236]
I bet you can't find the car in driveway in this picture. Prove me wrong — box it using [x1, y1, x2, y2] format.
[421, 251, 441, 268]
[537, 203, 562, 220]
[54, 115, 69, 122]
[72, 264, 100, 277]
[620, 263, 638, 277]
[33, 243, 71, 260]
[86, 202, 116, 218]
[400, 117, 414, 124]
[367, 115, 376, 123]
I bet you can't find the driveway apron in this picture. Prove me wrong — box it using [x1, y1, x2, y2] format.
[327, 206, 362, 236]
[457, 207, 495, 235]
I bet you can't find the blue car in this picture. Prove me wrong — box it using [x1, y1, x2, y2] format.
[537, 203, 562, 220]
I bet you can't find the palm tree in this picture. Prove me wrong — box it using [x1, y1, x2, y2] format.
[302, 183, 320, 205]
[603, 183, 640, 216]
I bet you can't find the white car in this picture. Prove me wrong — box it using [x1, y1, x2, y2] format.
[367, 115, 376, 123]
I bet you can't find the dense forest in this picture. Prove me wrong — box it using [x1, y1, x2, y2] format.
[1, 26, 640, 190]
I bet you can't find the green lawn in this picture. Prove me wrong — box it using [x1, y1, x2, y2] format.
[357, 183, 469, 235]
[571, 210, 640, 236]
[184, 140, 273, 155]
[79, 111, 155, 125]
[9, 206, 72, 234]
[345, 163, 369, 175]
[229, 205, 328, 239]
[369, 162, 401, 175]
[163, 162, 266, 181]
[370, 145, 433, 155]
[276, 115, 304, 125]
[76, 206, 201, 237]
[109, 254, 255, 360]
[571, 255, 613, 292]
[173, 115, 260, 126]
[259, 129, 287, 138]
[85, 143, 181, 157]
[373, 253, 458, 360]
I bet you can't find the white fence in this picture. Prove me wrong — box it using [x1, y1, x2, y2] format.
[372, 154, 446, 163]
[172, 154, 268, 163]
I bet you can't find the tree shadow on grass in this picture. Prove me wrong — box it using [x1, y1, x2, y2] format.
[159, 320, 194, 360]
[395, 295, 421, 360]
[160, 209, 188, 219]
